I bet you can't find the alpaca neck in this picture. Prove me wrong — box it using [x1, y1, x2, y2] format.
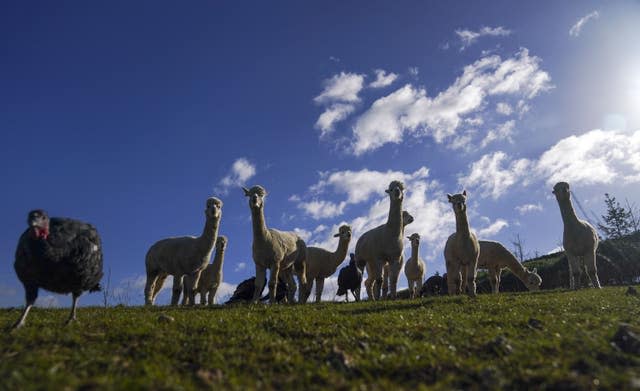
[501, 250, 528, 280]
[410, 244, 419, 263]
[198, 216, 220, 255]
[557, 198, 580, 226]
[455, 211, 472, 237]
[386, 198, 402, 234]
[331, 239, 350, 269]
[251, 207, 269, 242]
[211, 247, 226, 274]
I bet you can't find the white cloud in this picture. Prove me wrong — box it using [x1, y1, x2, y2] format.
[217, 158, 256, 194]
[314, 72, 365, 104]
[459, 151, 532, 199]
[569, 11, 599, 37]
[480, 120, 515, 148]
[213, 281, 237, 304]
[36, 295, 60, 308]
[293, 227, 313, 241]
[516, 203, 543, 215]
[370, 69, 398, 88]
[456, 26, 511, 49]
[234, 262, 247, 272]
[408, 67, 419, 77]
[315, 103, 355, 137]
[496, 102, 513, 115]
[460, 129, 640, 199]
[350, 48, 551, 155]
[297, 200, 348, 220]
[477, 218, 509, 238]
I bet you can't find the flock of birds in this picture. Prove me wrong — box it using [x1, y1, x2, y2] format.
[10, 180, 601, 329]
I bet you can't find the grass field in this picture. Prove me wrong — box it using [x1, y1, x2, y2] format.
[1, 287, 639, 390]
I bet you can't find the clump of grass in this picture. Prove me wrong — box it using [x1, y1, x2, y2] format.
[1, 287, 639, 390]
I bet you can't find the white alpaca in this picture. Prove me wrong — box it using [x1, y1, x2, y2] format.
[355, 181, 405, 300]
[301, 225, 351, 303]
[553, 181, 601, 289]
[381, 210, 414, 299]
[243, 185, 307, 303]
[444, 191, 479, 297]
[476, 240, 541, 293]
[144, 197, 222, 305]
[405, 233, 426, 299]
[182, 235, 227, 305]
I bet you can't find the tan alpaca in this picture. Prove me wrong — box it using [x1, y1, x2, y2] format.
[553, 182, 601, 289]
[300, 225, 352, 303]
[405, 233, 426, 299]
[476, 240, 541, 293]
[381, 210, 414, 299]
[444, 191, 480, 297]
[243, 185, 307, 303]
[182, 235, 227, 305]
[144, 197, 222, 306]
[355, 181, 405, 300]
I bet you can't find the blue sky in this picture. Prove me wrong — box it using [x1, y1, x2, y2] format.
[2, 1, 640, 306]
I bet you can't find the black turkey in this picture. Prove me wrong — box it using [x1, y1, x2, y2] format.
[336, 253, 362, 302]
[12, 209, 103, 328]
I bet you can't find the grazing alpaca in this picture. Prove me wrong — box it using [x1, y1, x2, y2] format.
[301, 225, 352, 303]
[381, 210, 414, 299]
[336, 253, 362, 302]
[405, 233, 426, 299]
[243, 185, 307, 303]
[182, 236, 228, 305]
[476, 240, 542, 293]
[443, 191, 480, 297]
[355, 181, 405, 300]
[13, 210, 103, 329]
[553, 182, 601, 289]
[144, 197, 222, 306]
[225, 276, 288, 304]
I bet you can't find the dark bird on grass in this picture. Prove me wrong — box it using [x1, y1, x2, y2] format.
[12, 210, 103, 329]
[225, 276, 288, 304]
[421, 273, 446, 296]
[336, 253, 362, 302]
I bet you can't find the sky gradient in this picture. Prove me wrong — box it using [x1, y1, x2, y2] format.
[1, 1, 639, 307]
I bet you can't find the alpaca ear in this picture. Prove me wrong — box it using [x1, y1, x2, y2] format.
[333, 233, 340, 237]
[407, 236, 411, 240]
[385, 189, 390, 194]
[242, 187, 250, 196]
[447, 194, 453, 202]
[462, 190, 467, 197]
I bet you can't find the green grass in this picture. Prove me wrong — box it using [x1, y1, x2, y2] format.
[2, 287, 639, 390]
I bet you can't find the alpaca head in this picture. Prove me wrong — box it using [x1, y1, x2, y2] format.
[205, 197, 223, 220]
[243, 185, 267, 211]
[216, 235, 228, 251]
[447, 190, 468, 214]
[526, 268, 542, 290]
[552, 182, 571, 202]
[333, 225, 352, 241]
[402, 210, 414, 227]
[407, 233, 420, 247]
[27, 209, 50, 239]
[385, 180, 405, 202]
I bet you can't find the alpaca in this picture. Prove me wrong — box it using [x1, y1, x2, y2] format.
[336, 253, 362, 302]
[13, 210, 103, 329]
[381, 210, 414, 299]
[476, 240, 542, 293]
[243, 185, 307, 303]
[144, 197, 222, 306]
[405, 233, 426, 299]
[300, 225, 352, 303]
[355, 181, 405, 300]
[182, 235, 227, 305]
[553, 182, 601, 289]
[443, 190, 480, 297]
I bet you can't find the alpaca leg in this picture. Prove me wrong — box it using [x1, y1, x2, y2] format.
[314, 278, 324, 303]
[446, 261, 460, 295]
[489, 269, 499, 294]
[144, 270, 159, 305]
[409, 280, 416, 299]
[170, 275, 184, 306]
[268, 265, 281, 304]
[415, 279, 423, 298]
[466, 262, 477, 297]
[567, 254, 581, 290]
[283, 268, 297, 303]
[65, 293, 80, 325]
[585, 251, 601, 288]
[12, 285, 38, 329]
[389, 260, 402, 299]
[181, 275, 191, 306]
[253, 266, 267, 303]
[151, 273, 168, 304]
